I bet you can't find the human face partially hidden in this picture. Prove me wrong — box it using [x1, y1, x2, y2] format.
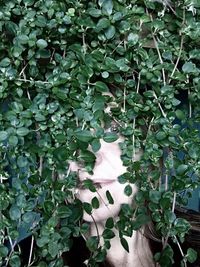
[70, 136, 138, 223]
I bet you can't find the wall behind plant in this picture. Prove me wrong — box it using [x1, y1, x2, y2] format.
[0, 0, 200, 266]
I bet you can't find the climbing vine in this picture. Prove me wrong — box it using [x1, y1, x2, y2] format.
[0, 0, 200, 266]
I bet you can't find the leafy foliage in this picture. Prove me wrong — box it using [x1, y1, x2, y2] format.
[0, 0, 200, 266]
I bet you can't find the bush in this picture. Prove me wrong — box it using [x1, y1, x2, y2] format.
[0, 0, 200, 266]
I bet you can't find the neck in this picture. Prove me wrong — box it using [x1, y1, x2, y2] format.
[90, 221, 155, 267]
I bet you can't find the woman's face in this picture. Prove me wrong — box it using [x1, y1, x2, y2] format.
[70, 136, 138, 222]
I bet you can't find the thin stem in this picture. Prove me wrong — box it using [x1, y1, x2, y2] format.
[172, 192, 176, 213]
[39, 157, 43, 177]
[149, 14, 166, 85]
[169, 8, 185, 82]
[19, 62, 29, 77]
[136, 72, 141, 93]
[17, 78, 51, 84]
[169, 35, 184, 82]
[28, 235, 34, 267]
[123, 86, 126, 112]
[152, 34, 166, 86]
[173, 235, 187, 267]
[153, 91, 167, 118]
[165, 174, 168, 191]
[82, 27, 87, 55]
[188, 89, 192, 118]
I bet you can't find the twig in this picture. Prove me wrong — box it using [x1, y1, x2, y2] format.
[188, 89, 192, 118]
[90, 214, 101, 244]
[19, 62, 29, 77]
[27, 89, 31, 100]
[153, 91, 167, 118]
[82, 27, 87, 55]
[39, 157, 43, 177]
[163, 192, 177, 248]
[169, 8, 185, 82]
[173, 235, 187, 267]
[16, 78, 51, 84]
[123, 86, 126, 112]
[136, 72, 141, 93]
[169, 35, 184, 82]
[149, 14, 166, 86]
[28, 235, 34, 267]
[172, 192, 176, 213]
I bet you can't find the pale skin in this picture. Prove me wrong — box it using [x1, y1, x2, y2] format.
[70, 137, 155, 267]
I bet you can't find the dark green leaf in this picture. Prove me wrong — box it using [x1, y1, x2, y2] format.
[16, 127, 29, 136]
[102, 229, 115, 239]
[106, 190, 114, 204]
[95, 81, 109, 92]
[103, 132, 118, 143]
[75, 130, 94, 142]
[36, 39, 48, 49]
[0, 131, 8, 141]
[92, 197, 100, 209]
[186, 248, 197, 263]
[120, 237, 129, 252]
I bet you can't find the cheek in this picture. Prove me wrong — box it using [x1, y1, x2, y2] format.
[69, 161, 79, 172]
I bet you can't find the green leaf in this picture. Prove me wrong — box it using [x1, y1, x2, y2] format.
[86, 236, 99, 251]
[96, 18, 110, 32]
[156, 131, 167, 141]
[57, 206, 72, 218]
[124, 184, 132, 196]
[175, 109, 185, 120]
[88, 8, 101, 17]
[91, 139, 101, 153]
[105, 217, 114, 228]
[103, 229, 115, 239]
[17, 156, 28, 168]
[164, 210, 176, 224]
[102, 0, 113, 15]
[103, 132, 118, 143]
[48, 242, 59, 258]
[0, 131, 8, 141]
[75, 130, 94, 142]
[9, 205, 21, 220]
[101, 71, 109, 78]
[186, 248, 197, 263]
[53, 146, 69, 161]
[149, 190, 161, 204]
[176, 164, 188, 175]
[16, 127, 29, 136]
[83, 202, 92, 215]
[92, 197, 100, 209]
[36, 39, 48, 49]
[120, 237, 129, 252]
[18, 34, 29, 44]
[182, 62, 197, 73]
[0, 58, 11, 67]
[37, 236, 49, 248]
[95, 81, 109, 92]
[106, 190, 114, 204]
[127, 33, 139, 46]
[0, 245, 8, 257]
[9, 254, 21, 267]
[105, 25, 116, 39]
[82, 179, 97, 192]
[79, 150, 96, 163]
